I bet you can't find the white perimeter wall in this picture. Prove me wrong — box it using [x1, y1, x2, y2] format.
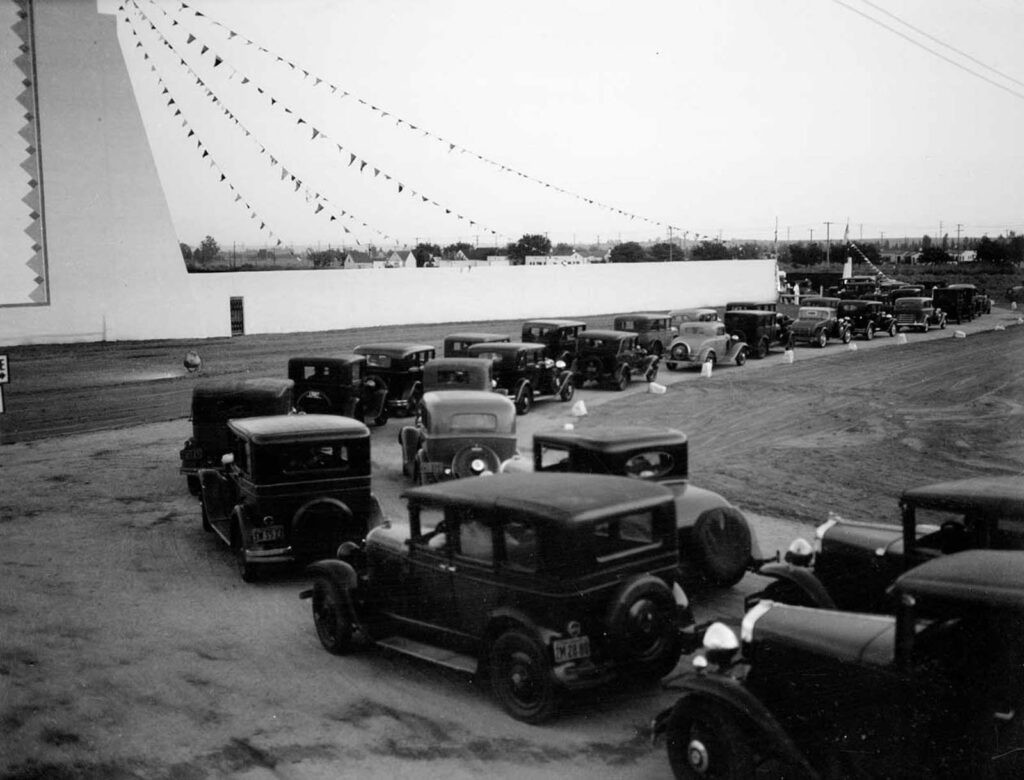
[189, 259, 778, 338]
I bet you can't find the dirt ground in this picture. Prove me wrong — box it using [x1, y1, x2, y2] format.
[1, 307, 1023, 780]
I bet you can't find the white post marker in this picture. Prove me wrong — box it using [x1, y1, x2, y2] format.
[700, 361, 713, 377]
[847, 342, 858, 351]
[0, 354, 7, 415]
[784, 349, 795, 363]
[897, 333, 908, 345]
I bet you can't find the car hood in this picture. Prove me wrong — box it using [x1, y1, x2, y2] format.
[748, 602, 896, 667]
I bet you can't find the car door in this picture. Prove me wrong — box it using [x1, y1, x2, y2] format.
[450, 509, 503, 638]
[402, 504, 458, 629]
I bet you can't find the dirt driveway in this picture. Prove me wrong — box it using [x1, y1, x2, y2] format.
[2, 309, 1022, 779]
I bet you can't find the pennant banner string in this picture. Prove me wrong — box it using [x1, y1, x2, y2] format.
[125, 2, 390, 245]
[160, 0, 686, 235]
[132, 0, 501, 238]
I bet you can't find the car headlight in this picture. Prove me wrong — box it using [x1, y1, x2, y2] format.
[784, 538, 814, 566]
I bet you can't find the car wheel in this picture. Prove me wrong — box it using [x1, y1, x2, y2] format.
[865, 324, 874, 341]
[615, 365, 630, 391]
[816, 330, 828, 348]
[888, 322, 897, 337]
[841, 327, 852, 344]
[558, 381, 574, 402]
[372, 406, 389, 427]
[691, 508, 752, 588]
[296, 390, 332, 415]
[733, 348, 747, 367]
[515, 382, 533, 415]
[186, 475, 201, 496]
[665, 700, 754, 780]
[939, 317, 947, 330]
[452, 445, 501, 478]
[755, 338, 769, 359]
[311, 577, 355, 654]
[489, 630, 558, 724]
[606, 577, 682, 682]
[645, 363, 659, 383]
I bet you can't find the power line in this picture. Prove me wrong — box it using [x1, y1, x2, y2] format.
[831, 0, 1024, 102]
[860, 0, 1024, 90]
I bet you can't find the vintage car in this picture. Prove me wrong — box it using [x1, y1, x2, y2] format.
[722, 309, 792, 359]
[654, 550, 1024, 779]
[198, 414, 382, 582]
[888, 285, 925, 304]
[667, 307, 719, 324]
[788, 306, 852, 348]
[893, 296, 947, 332]
[352, 342, 435, 418]
[302, 472, 694, 722]
[835, 299, 897, 339]
[931, 283, 976, 324]
[442, 331, 510, 358]
[512, 427, 761, 588]
[612, 313, 677, 355]
[421, 357, 494, 393]
[664, 321, 747, 370]
[520, 318, 586, 363]
[572, 329, 660, 389]
[836, 275, 878, 299]
[465, 341, 574, 414]
[179, 377, 294, 495]
[288, 355, 389, 426]
[398, 390, 518, 484]
[752, 475, 1024, 613]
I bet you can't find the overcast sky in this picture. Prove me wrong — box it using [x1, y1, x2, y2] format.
[116, 0, 1024, 250]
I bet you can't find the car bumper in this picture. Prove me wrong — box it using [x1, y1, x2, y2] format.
[241, 546, 296, 566]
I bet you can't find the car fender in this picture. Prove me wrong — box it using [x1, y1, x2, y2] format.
[669, 484, 732, 528]
[305, 558, 359, 591]
[400, 380, 424, 405]
[556, 369, 573, 394]
[481, 608, 562, 672]
[398, 425, 421, 466]
[754, 562, 836, 609]
[723, 340, 747, 363]
[654, 681, 820, 779]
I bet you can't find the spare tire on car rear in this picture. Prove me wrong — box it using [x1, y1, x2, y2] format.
[451, 445, 501, 478]
[605, 575, 682, 682]
[691, 507, 752, 588]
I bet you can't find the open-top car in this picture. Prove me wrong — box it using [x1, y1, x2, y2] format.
[664, 321, 747, 371]
[398, 390, 518, 484]
[835, 299, 897, 339]
[302, 472, 694, 723]
[725, 301, 776, 313]
[752, 475, 1024, 613]
[442, 332, 510, 358]
[613, 313, 676, 356]
[513, 426, 761, 588]
[421, 357, 494, 394]
[466, 341, 574, 414]
[180, 377, 294, 495]
[654, 550, 1024, 779]
[520, 319, 586, 363]
[572, 329, 659, 389]
[788, 306, 852, 348]
[288, 355, 389, 426]
[722, 309, 791, 359]
[353, 342, 435, 419]
[894, 297, 947, 332]
[198, 414, 381, 582]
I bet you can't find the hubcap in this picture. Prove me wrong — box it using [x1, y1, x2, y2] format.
[687, 738, 710, 774]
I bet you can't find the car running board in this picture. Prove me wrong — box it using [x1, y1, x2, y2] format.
[375, 635, 478, 675]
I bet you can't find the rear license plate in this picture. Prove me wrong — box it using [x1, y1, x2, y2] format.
[553, 636, 590, 663]
[251, 526, 284, 544]
[181, 447, 203, 461]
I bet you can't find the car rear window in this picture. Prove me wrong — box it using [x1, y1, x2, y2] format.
[363, 353, 392, 368]
[279, 443, 351, 474]
[593, 511, 660, 563]
[623, 451, 675, 479]
[449, 413, 498, 432]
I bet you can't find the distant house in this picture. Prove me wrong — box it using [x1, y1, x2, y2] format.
[880, 250, 921, 265]
[343, 251, 380, 269]
[437, 248, 508, 268]
[952, 250, 978, 263]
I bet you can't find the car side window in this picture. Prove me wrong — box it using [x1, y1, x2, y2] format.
[457, 516, 494, 563]
[413, 506, 449, 551]
[502, 518, 538, 571]
[537, 444, 570, 471]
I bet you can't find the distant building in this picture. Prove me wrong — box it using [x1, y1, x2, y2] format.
[524, 252, 589, 266]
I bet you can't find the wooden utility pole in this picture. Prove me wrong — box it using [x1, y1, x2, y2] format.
[824, 221, 833, 265]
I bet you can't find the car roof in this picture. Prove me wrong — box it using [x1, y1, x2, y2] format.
[466, 341, 543, 354]
[579, 328, 632, 340]
[796, 307, 832, 315]
[403, 473, 674, 525]
[443, 332, 509, 341]
[534, 426, 686, 452]
[425, 357, 493, 370]
[894, 550, 1024, 609]
[288, 354, 363, 367]
[894, 297, 931, 305]
[615, 312, 669, 321]
[192, 377, 294, 399]
[901, 476, 1024, 515]
[354, 343, 435, 356]
[522, 319, 586, 328]
[228, 414, 369, 442]
[420, 389, 515, 415]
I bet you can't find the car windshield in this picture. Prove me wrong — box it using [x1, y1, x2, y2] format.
[895, 299, 925, 310]
[448, 413, 499, 432]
